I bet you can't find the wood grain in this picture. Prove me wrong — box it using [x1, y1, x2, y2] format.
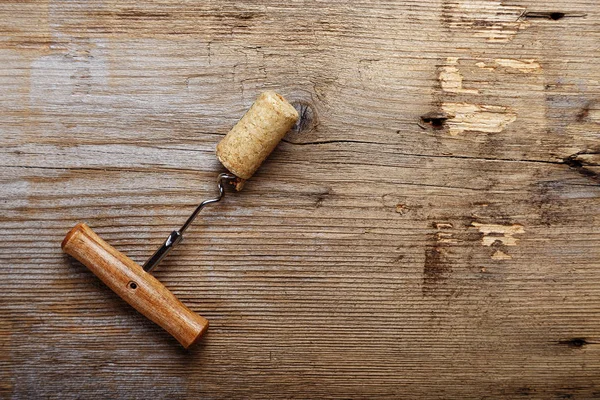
[1, 0, 600, 398]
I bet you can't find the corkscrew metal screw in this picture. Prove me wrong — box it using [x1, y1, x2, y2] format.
[143, 173, 238, 272]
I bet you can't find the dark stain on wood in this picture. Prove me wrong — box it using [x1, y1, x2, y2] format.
[576, 100, 598, 123]
[423, 245, 450, 286]
[440, 2, 453, 28]
[555, 393, 574, 400]
[517, 386, 535, 396]
[422, 222, 453, 295]
[563, 154, 600, 184]
[522, 11, 587, 20]
[419, 112, 447, 130]
[313, 187, 331, 208]
[576, 102, 591, 122]
[533, 180, 568, 227]
[558, 338, 589, 348]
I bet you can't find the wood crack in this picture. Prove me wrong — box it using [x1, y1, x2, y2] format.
[522, 11, 587, 20]
[563, 152, 600, 184]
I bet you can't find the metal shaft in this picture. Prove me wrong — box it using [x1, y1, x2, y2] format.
[142, 173, 237, 272]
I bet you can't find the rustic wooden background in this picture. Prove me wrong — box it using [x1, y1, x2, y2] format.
[2, 0, 600, 398]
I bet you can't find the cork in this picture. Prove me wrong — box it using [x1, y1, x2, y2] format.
[216, 91, 299, 181]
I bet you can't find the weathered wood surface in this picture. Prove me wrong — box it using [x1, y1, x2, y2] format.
[1, 0, 600, 398]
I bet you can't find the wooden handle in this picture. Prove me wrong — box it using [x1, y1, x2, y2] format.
[61, 223, 208, 348]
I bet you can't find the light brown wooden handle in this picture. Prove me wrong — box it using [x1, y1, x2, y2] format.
[61, 223, 208, 348]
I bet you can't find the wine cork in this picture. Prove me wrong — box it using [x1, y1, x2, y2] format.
[216, 91, 299, 181]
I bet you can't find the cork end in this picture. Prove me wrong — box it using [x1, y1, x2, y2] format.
[216, 91, 299, 182]
[216, 149, 252, 180]
[262, 91, 299, 121]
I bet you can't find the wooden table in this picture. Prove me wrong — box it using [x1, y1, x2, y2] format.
[2, 0, 599, 398]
